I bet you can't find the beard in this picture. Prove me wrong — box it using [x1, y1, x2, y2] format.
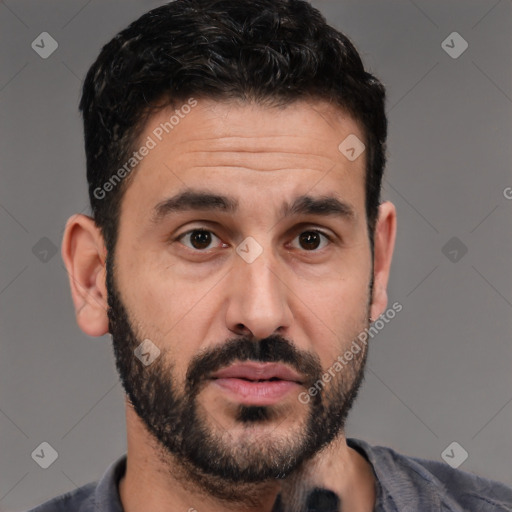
[105, 251, 371, 498]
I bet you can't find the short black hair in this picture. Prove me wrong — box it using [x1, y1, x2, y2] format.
[79, 0, 387, 254]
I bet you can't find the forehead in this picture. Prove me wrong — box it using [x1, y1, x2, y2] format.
[142, 97, 365, 159]
[119, 98, 367, 225]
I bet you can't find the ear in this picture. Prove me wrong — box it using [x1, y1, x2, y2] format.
[370, 201, 397, 321]
[61, 214, 110, 337]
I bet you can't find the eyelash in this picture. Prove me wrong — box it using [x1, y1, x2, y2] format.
[174, 228, 333, 253]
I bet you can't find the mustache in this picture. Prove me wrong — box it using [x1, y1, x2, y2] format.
[185, 334, 323, 393]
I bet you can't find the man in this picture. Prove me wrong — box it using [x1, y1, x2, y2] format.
[29, 0, 512, 511]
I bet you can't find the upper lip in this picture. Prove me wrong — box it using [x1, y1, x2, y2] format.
[210, 362, 303, 383]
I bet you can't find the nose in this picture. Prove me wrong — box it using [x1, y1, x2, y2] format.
[225, 244, 293, 340]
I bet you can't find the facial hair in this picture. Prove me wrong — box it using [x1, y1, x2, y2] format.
[106, 251, 371, 501]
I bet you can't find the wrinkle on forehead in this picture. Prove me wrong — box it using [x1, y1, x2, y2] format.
[121, 98, 367, 229]
[143, 97, 364, 161]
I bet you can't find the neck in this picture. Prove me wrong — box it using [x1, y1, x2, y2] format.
[118, 401, 376, 512]
[277, 435, 376, 512]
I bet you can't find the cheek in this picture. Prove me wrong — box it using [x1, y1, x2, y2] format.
[118, 227, 371, 372]
[123, 263, 215, 369]
[301, 268, 371, 364]
[309, 256, 371, 312]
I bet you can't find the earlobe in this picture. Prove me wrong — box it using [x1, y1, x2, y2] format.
[370, 201, 397, 322]
[61, 214, 110, 337]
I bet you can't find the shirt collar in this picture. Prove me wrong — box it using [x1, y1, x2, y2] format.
[93, 453, 127, 512]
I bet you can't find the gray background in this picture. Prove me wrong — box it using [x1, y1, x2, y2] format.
[1, 0, 511, 510]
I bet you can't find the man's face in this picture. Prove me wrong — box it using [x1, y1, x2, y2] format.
[106, 99, 374, 484]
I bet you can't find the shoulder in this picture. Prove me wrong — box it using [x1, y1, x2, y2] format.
[25, 482, 97, 512]
[405, 452, 512, 511]
[25, 453, 126, 512]
[347, 438, 512, 511]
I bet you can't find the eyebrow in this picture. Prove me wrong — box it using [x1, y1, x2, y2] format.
[151, 188, 355, 225]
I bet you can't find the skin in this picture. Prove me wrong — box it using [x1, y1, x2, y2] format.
[62, 98, 396, 512]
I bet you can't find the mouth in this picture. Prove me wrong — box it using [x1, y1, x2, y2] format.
[210, 362, 303, 383]
[209, 362, 303, 405]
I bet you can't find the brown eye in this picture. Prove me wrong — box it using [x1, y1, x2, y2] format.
[179, 229, 220, 251]
[299, 231, 321, 250]
[190, 230, 212, 249]
[295, 230, 330, 251]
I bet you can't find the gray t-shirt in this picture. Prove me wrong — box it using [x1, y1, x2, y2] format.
[26, 438, 512, 511]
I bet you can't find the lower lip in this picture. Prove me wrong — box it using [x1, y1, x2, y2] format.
[212, 378, 301, 405]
